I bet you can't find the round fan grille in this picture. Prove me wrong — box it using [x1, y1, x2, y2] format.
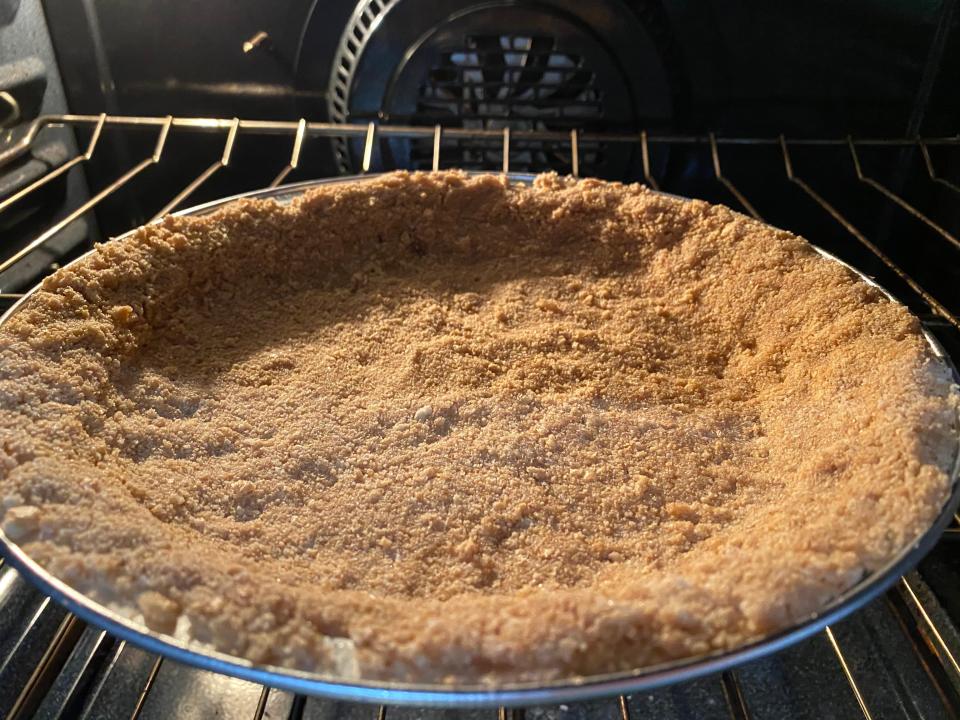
[318, 0, 676, 177]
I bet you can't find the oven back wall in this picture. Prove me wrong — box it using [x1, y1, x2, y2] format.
[39, 0, 960, 236]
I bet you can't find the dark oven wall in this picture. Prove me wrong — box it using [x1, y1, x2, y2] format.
[40, 0, 960, 240]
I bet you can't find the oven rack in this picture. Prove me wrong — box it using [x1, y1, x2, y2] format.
[0, 114, 959, 719]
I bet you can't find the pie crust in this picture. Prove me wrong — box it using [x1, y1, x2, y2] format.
[0, 171, 955, 683]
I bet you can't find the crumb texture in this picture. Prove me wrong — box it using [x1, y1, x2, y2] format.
[0, 171, 956, 683]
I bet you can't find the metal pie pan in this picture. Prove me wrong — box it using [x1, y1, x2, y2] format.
[1, 173, 958, 707]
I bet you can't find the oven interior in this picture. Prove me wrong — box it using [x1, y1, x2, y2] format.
[1, 0, 960, 718]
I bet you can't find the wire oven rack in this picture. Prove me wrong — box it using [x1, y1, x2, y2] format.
[0, 114, 959, 719]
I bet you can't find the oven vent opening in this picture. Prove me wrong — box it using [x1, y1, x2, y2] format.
[412, 34, 605, 173]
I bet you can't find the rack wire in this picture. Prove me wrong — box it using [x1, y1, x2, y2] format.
[1, 113, 960, 719]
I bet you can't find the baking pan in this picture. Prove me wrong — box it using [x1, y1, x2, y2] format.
[1, 174, 958, 707]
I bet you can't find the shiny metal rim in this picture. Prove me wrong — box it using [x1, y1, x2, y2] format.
[1, 173, 958, 707]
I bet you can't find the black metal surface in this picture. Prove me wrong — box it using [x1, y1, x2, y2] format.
[33, 626, 112, 720]
[0, 0, 94, 291]
[0, 56, 46, 123]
